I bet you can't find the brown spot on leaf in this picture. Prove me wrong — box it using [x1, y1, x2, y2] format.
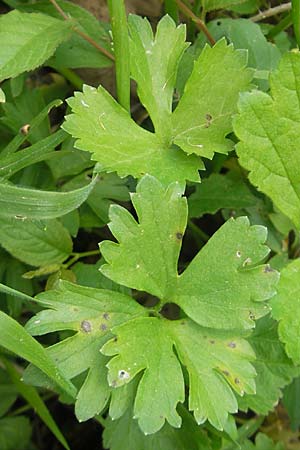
[176, 232, 183, 240]
[209, 340, 215, 344]
[228, 342, 236, 349]
[100, 323, 107, 331]
[103, 313, 110, 320]
[205, 113, 212, 128]
[234, 378, 240, 385]
[249, 311, 255, 320]
[81, 320, 92, 333]
[222, 370, 230, 376]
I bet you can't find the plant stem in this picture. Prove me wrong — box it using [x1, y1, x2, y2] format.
[188, 219, 210, 243]
[70, 250, 100, 258]
[251, 2, 291, 22]
[107, 0, 131, 112]
[175, 0, 215, 45]
[292, 0, 300, 46]
[9, 393, 54, 417]
[55, 67, 84, 90]
[65, 249, 100, 268]
[267, 13, 292, 39]
[48, 0, 115, 62]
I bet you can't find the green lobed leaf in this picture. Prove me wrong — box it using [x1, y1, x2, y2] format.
[102, 316, 256, 433]
[0, 217, 72, 266]
[197, 19, 281, 90]
[24, 281, 146, 422]
[63, 17, 253, 183]
[238, 316, 300, 415]
[128, 14, 188, 141]
[188, 172, 257, 218]
[0, 10, 72, 81]
[101, 175, 278, 330]
[63, 84, 201, 185]
[175, 216, 278, 330]
[172, 39, 253, 158]
[234, 51, 300, 228]
[100, 175, 187, 299]
[271, 258, 300, 365]
[0, 176, 96, 220]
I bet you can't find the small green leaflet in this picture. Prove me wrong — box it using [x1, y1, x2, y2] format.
[128, 14, 188, 141]
[24, 281, 145, 422]
[100, 176, 187, 299]
[234, 51, 300, 228]
[271, 258, 300, 365]
[101, 175, 278, 330]
[238, 316, 300, 415]
[172, 39, 253, 158]
[63, 16, 253, 184]
[0, 10, 72, 81]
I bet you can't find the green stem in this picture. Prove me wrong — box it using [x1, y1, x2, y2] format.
[9, 393, 54, 417]
[65, 249, 100, 268]
[164, 0, 179, 23]
[292, 0, 300, 46]
[267, 13, 292, 39]
[188, 219, 210, 243]
[175, 0, 215, 45]
[55, 67, 84, 90]
[107, 0, 131, 112]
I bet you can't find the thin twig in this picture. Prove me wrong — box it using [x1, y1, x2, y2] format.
[251, 2, 291, 22]
[49, 0, 115, 61]
[175, 0, 216, 45]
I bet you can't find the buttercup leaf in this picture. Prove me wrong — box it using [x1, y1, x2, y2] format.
[234, 51, 300, 228]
